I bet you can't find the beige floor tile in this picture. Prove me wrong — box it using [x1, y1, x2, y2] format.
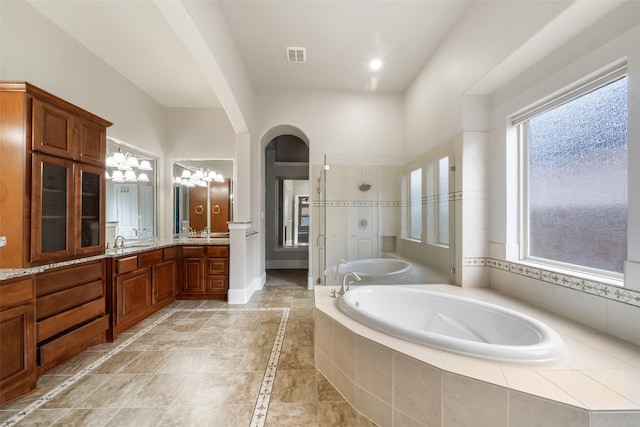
[279, 346, 315, 370]
[1, 270, 373, 427]
[104, 407, 168, 427]
[272, 369, 318, 403]
[41, 374, 111, 409]
[13, 409, 69, 426]
[266, 403, 318, 426]
[317, 401, 377, 426]
[317, 371, 345, 402]
[50, 408, 115, 426]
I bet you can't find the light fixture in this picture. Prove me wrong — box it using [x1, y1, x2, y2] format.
[126, 156, 140, 169]
[106, 155, 118, 167]
[105, 170, 111, 179]
[214, 174, 225, 183]
[111, 170, 124, 182]
[369, 58, 383, 71]
[138, 159, 153, 171]
[181, 170, 192, 179]
[112, 150, 125, 163]
[124, 170, 137, 182]
[137, 172, 149, 182]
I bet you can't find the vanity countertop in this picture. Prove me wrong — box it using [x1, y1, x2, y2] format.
[0, 237, 230, 280]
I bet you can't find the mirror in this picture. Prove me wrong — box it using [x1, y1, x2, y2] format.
[279, 179, 309, 246]
[105, 137, 158, 244]
[172, 159, 234, 237]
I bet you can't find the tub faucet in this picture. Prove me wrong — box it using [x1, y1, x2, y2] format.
[114, 235, 125, 249]
[335, 258, 347, 280]
[338, 271, 361, 295]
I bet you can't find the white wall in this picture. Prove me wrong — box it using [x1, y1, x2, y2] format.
[404, 1, 572, 156]
[0, 0, 173, 235]
[256, 89, 404, 165]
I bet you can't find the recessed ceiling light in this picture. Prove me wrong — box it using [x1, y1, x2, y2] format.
[369, 58, 383, 71]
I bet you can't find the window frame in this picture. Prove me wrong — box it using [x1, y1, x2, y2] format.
[407, 167, 423, 242]
[516, 65, 628, 282]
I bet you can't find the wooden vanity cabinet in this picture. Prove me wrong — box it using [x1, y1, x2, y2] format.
[0, 82, 111, 269]
[108, 248, 177, 340]
[0, 276, 36, 405]
[153, 247, 177, 307]
[178, 245, 229, 300]
[34, 260, 108, 374]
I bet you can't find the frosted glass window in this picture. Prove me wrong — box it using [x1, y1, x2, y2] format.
[438, 157, 449, 246]
[410, 168, 422, 240]
[524, 76, 627, 274]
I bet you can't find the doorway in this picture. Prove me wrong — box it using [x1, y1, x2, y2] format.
[265, 134, 309, 269]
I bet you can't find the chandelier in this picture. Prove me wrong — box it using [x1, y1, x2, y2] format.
[174, 167, 225, 187]
[105, 149, 153, 183]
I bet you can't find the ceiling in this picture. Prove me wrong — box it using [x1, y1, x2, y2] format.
[25, 1, 625, 111]
[27, 0, 470, 108]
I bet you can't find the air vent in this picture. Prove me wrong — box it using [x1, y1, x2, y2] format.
[286, 47, 306, 63]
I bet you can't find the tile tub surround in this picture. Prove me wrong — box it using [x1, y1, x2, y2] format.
[315, 285, 640, 427]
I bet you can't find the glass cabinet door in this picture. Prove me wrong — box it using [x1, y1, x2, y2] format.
[32, 153, 74, 262]
[75, 163, 104, 253]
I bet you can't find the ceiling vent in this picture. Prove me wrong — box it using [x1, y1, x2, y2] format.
[286, 47, 306, 63]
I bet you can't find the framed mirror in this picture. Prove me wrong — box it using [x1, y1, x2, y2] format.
[105, 137, 158, 244]
[172, 159, 234, 237]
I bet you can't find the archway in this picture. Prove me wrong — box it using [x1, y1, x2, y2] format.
[264, 132, 309, 270]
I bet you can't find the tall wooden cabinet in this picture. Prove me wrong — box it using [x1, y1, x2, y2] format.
[0, 82, 112, 268]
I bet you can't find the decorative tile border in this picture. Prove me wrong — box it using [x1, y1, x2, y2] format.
[464, 257, 640, 308]
[312, 191, 464, 208]
[250, 307, 289, 427]
[1, 306, 290, 427]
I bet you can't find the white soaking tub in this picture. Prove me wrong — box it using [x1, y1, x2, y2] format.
[337, 285, 564, 363]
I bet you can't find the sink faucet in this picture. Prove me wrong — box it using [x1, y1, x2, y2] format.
[338, 271, 361, 295]
[202, 227, 210, 238]
[114, 235, 125, 248]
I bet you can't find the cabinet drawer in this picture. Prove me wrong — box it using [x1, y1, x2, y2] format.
[36, 279, 103, 321]
[36, 260, 103, 297]
[138, 250, 162, 269]
[37, 297, 105, 342]
[207, 258, 228, 275]
[182, 246, 204, 257]
[117, 256, 138, 274]
[38, 315, 109, 366]
[0, 277, 34, 309]
[163, 246, 177, 260]
[207, 246, 228, 258]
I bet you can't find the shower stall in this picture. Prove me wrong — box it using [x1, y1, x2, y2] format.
[313, 154, 456, 287]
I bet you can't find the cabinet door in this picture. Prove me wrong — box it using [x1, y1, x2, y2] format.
[76, 118, 105, 166]
[152, 260, 176, 305]
[32, 97, 75, 159]
[116, 269, 151, 326]
[0, 303, 36, 403]
[182, 258, 205, 293]
[31, 154, 74, 262]
[75, 163, 105, 255]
